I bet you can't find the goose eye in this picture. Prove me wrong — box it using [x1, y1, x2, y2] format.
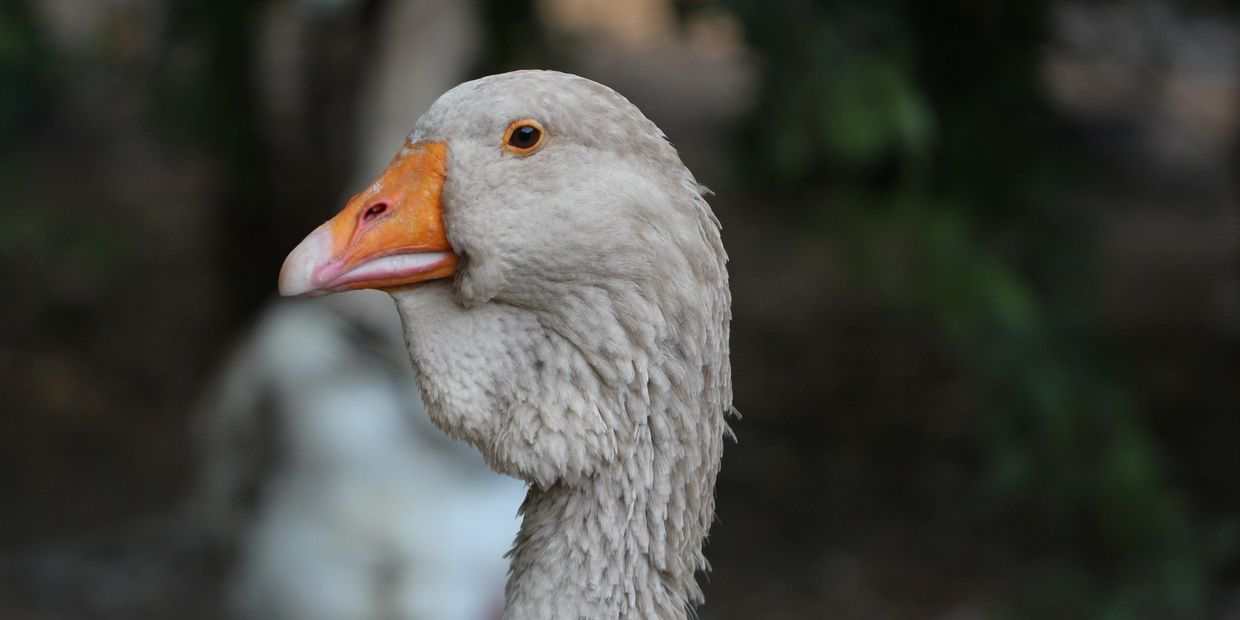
[502, 120, 545, 155]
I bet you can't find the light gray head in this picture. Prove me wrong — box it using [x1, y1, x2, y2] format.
[393, 70, 731, 477]
[279, 70, 732, 618]
[414, 70, 720, 309]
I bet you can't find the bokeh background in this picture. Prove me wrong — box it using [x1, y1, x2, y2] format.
[2, 0, 1239, 618]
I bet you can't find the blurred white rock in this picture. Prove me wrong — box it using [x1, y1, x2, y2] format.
[200, 293, 525, 620]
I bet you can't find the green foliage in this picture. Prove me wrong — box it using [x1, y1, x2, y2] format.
[719, 0, 1232, 616]
[158, 0, 267, 159]
[762, 22, 933, 178]
[0, 0, 47, 141]
[474, 0, 560, 74]
[0, 198, 128, 267]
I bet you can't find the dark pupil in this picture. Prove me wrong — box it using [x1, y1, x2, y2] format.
[510, 125, 540, 148]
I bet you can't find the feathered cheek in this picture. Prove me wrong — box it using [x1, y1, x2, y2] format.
[452, 248, 509, 308]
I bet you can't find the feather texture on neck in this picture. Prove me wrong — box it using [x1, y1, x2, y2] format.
[386, 70, 733, 619]
[393, 182, 730, 617]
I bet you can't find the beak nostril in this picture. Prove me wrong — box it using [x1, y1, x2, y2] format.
[363, 202, 389, 221]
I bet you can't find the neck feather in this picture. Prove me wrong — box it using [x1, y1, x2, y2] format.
[504, 405, 721, 619]
[394, 204, 731, 616]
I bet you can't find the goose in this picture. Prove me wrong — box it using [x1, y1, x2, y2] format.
[278, 70, 733, 619]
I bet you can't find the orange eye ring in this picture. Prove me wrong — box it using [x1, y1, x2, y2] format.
[502, 119, 546, 156]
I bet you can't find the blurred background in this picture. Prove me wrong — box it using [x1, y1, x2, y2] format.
[2, 0, 1238, 618]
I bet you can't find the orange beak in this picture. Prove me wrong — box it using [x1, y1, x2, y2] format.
[278, 140, 458, 297]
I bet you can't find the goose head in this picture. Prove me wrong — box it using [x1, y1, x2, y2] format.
[280, 70, 706, 305]
[279, 70, 731, 617]
[279, 70, 729, 481]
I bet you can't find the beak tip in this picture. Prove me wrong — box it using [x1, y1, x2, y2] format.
[278, 226, 332, 297]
